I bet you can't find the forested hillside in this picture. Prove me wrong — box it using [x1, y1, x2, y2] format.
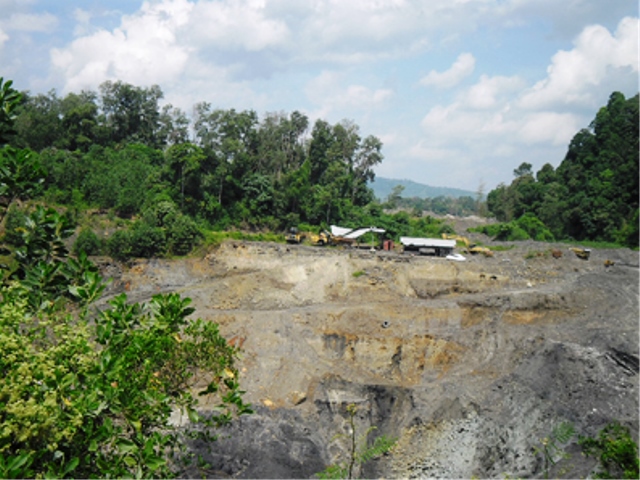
[8, 80, 382, 229]
[485, 92, 639, 247]
[1, 78, 638, 257]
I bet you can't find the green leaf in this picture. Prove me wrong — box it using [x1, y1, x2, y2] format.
[117, 438, 137, 454]
[61, 457, 80, 477]
[145, 455, 166, 472]
[187, 408, 200, 423]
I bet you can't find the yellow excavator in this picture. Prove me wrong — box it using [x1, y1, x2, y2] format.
[442, 233, 494, 257]
[285, 227, 305, 244]
[286, 227, 331, 246]
[569, 247, 591, 260]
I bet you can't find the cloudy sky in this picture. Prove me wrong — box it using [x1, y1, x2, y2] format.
[1, 0, 637, 192]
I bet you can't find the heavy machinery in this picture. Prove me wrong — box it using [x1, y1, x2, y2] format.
[570, 247, 591, 260]
[442, 233, 494, 257]
[285, 227, 305, 244]
[286, 227, 331, 246]
[309, 230, 332, 246]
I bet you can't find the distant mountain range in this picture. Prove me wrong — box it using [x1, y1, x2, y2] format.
[369, 177, 477, 200]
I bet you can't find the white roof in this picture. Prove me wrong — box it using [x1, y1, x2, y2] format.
[330, 225, 386, 239]
[400, 237, 456, 248]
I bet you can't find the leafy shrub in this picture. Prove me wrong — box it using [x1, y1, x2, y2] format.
[166, 214, 202, 256]
[73, 228, 102, 256]
[515, 213, 555, 241]
[1, 205, 25, 247]
[0, 289, 252, 479]
[129, 222, 166, 258]
[470, 215, 554, 242]
[0, 193, 252, 479]
[493, 222, 529, 241]
[579, 422, 639, 479]
[107, 229, 133, 261]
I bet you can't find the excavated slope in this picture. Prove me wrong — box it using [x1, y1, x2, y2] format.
[99, 240, 639, 479]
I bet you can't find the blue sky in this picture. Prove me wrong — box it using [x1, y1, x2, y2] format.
[1, 0, 637, 192]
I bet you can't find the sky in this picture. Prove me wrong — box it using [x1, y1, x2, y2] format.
[0, 0, 637, 192]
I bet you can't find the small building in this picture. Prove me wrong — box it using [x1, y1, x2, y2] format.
[400, 237, 456, 257]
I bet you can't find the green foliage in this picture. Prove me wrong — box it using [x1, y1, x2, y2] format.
[0, 289, 252, 478]
[73, 228, 102, 256]
[514, 213, 555, 241]
[469, 214, 554, 242]
[533, 421, 575, 479]
[0, 148, 46, 223]
[107, 229, 133, 261]
[0, 77, 22, 145]
[166, 214, 202, 256]
[579, 422, 639, 479]
[1, 204, 25, 247]
[317, 404, 396, 479]
[129, 222, 167, 258]
[0, 147, 252, 478]
[486, 92, 639, 247]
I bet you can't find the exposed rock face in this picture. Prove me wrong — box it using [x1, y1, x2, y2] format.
[100, 241, 639, 479]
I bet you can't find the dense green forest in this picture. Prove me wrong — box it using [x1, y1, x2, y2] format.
[484, 92, 639, 247]
[8, 80, 382, 228]
[1, 78, 462, 259]
[0, 78, 638, 264]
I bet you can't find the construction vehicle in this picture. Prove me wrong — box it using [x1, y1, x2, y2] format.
[441, 233, 494, 257]
[286, 227, 331, 246]
[309, 230, 332, 246]
[570, 247, 591, 260]
[286, 227, 305, 244]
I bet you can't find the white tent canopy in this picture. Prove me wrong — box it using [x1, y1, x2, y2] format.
[330, 225, 385, 239]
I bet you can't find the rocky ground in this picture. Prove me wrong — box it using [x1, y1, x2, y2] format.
[98, 226, 639, 479]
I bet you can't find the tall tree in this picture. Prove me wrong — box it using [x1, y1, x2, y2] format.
[13, 90, 63, 151]
[99, 80, 164, 147]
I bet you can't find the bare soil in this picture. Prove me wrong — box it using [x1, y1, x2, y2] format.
[98, 225, 639, 479]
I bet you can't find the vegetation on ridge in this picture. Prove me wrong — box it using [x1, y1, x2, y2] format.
[0, 77, 252, 479]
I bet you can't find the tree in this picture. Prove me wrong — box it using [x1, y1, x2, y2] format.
[0, 78, 24, 145]
[59, 91, 103, 151]
[164, 143, 206, 211]
[487, 92, 639, 246]
[0, 148, 46, 223]
[386, 185, 405, 209]
[99, 80, 164, 147]
[351, 134, 383, 205]
[513, 162, 533, 178]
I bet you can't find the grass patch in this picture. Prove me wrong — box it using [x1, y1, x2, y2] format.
[557, 239, 625, 249]
[489, 244, 516, 252]
[352, 270, 366, 278]
[202, 230, 284, 247]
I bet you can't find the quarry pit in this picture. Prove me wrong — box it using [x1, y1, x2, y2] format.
[99, 235, 639, 479]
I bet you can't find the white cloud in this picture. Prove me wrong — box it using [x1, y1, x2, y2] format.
[0, 28, 8, 49]
[519, 111, 581, 145]
[519, 16, 639, 110]
[420, 52, 475, 88]
[5, 12, 57, 32]
[52, 0, 193, 92]
[463, 74, 525, 109]
[305, 70, 393, 122]
[188, 0, 290, 51]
